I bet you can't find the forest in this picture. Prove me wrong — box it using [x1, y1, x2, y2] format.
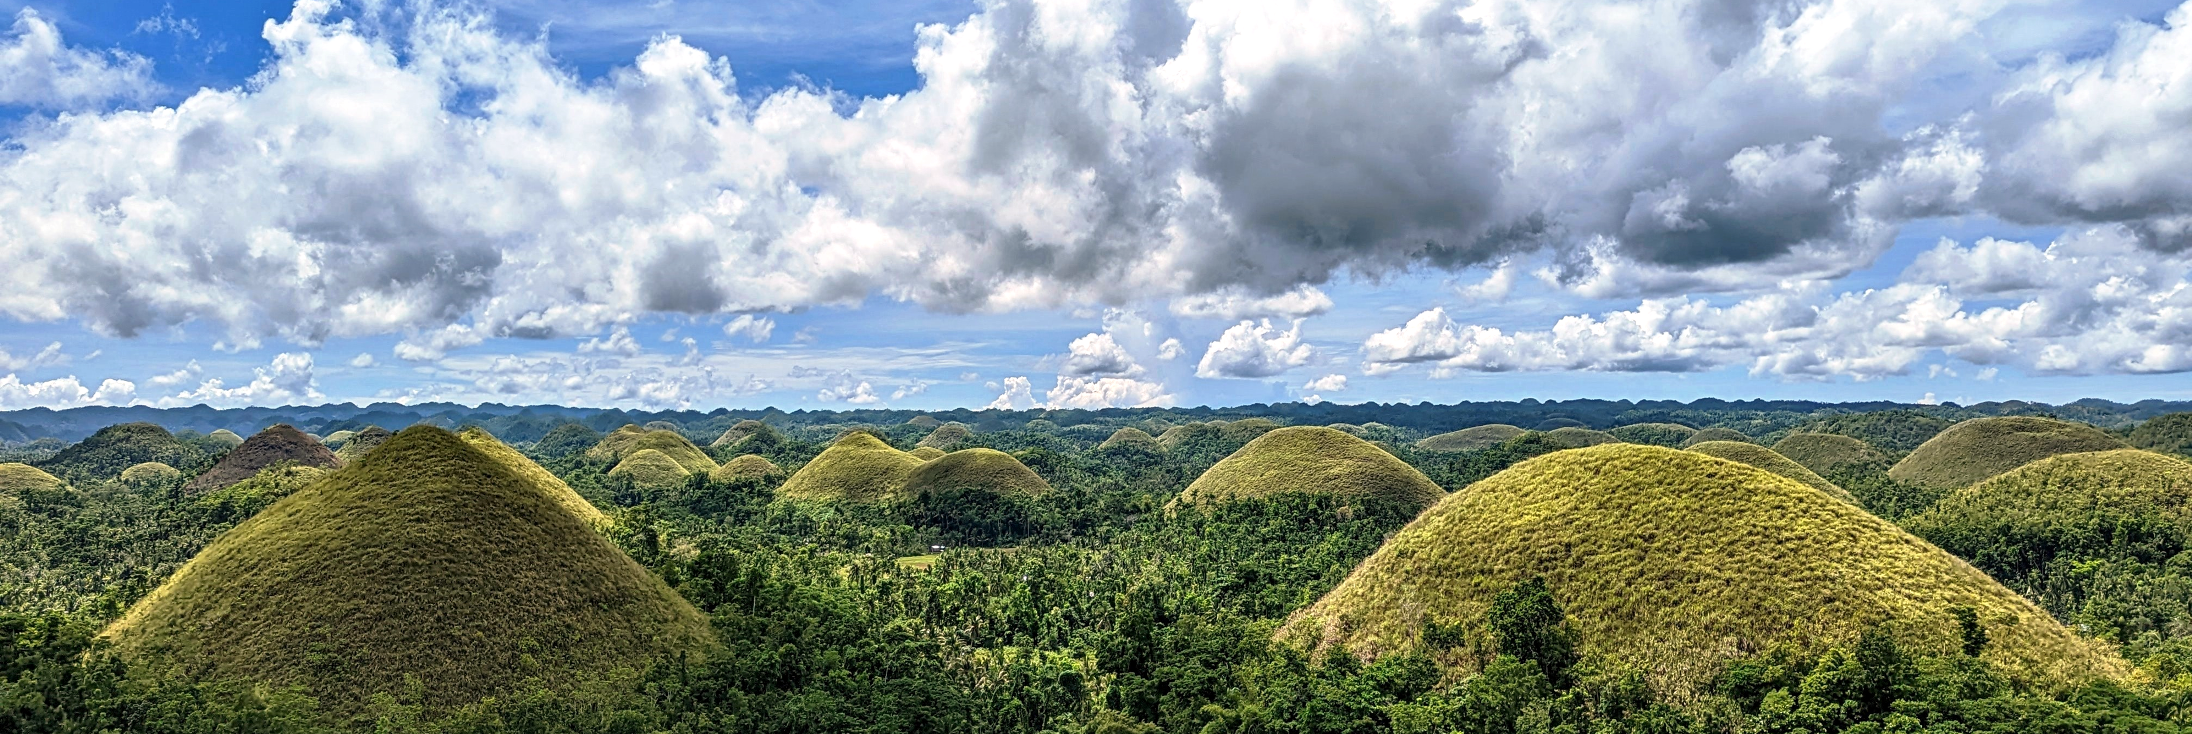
[4, 401, 2192, 733]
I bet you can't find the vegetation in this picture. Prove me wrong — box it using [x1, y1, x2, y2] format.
[184, 425, 339, 493]
[709, 454, 783, 482]
[1608, 422, 1697, 447]
[1416, 424, 1524, 453]
[0, 463, 65, 495]
[916, 422, 974, 450]
[36, 423, 204, 484]
[1176, 427, 1443, 510]
[1100, 427, 1162, 451]
[1545, 426, 1619, 448]
[778, 432, 927, 503]
[118, 461, 181, 487]
[903, 448, 1051, 499]
[709, 419, 771, 448]
[531, 422, 600, 458]
[1891, 416, 2128, 490]
[1681, 427, 1750, 446]
[457, 427, 607, 527]
[1289, 444, 2120, 694]
[608, 448, 695, 492]
[103, 426, 713, 719]
[333, 426, 392, 464]
[2131, 412, 2192, 457]
[910, 446, 946, 460]
[1773, 432, 1889, 476]
[1686, 440, 1855, 503]
[207, 428, 245, 448]
[1800, 410, 1955, 452]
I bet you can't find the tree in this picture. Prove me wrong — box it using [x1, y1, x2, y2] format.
[1487, 577, 1578, 689]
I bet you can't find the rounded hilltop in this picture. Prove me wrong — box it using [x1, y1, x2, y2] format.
[1686, 440, 1854, 503]
[903, 448, 1051, 499]
[1416, 425, 1525, 453]
[1176, 426, 1443, 511]
[1890, 416, 2126, 490]
[710, 454, 783, 482]
[103, 426, 712, 718]
[777, 432, 926, 503]
[1772, 432, 1889, 476]
[1288, 444, 2121, 695]
[1906, 449, 2192, 596]
[183, 425, 339, 493]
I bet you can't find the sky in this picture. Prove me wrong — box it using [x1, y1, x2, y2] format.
[0, 0, 2189, 412]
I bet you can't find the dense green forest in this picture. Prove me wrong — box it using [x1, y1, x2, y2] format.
[6, 407, 2192, 733]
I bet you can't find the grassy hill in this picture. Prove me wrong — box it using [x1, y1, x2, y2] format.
[119, 461, 181, 486]
[2130, 413, 2192, 457]
[611, 449, 695, 492]
[534, 422, 602, 458]
[916, 422, 973, 450]
[334, 426, 393, 464]
[710, 454, 783, 482]
[1099, 427, 1163, 451]
[589, 426, 715, 472]
[183, 425, 339, 493]
[1681, 427, 1750, 446]
[778, 432, 927, 503]
[207, 429, 245, 448]
[902, 448, 1051, 498]
[910, 446, 947, 460]
[457, 427, 606, 528]
[1800, 410, 1953, 453]
[1772, 432, 1889, 476]
[1286, 444, 2122, 694]
[1546, 427, 1619, 448]
[1175, 427, 1443, 510]
[0, 462, 65, 494]
[36, 422, 203, 483]
[1416, 425, 1525, 453]
[1890, 416, 2127, 491]
[710, 419, 772, 449]
[103, 426, 712, 717]
[1608, 423, 1697, 448]
[1686, 440, 1854, 503]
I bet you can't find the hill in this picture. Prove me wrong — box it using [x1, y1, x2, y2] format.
[36, 422, 202, 483]
[1608, 423, 1697, 448]
[1800, 410, 1953, 453]
[119, 461, 181, 486]
[1099, 427, 1163, 451]
[1546, 427, 1619, 448]
[1286, 444, 2122, 693]
[0, 463, 65, 494]
[710, 419, 772, 449]
[103, 426, 712, 716]
[1175, 427, 1443, 510]
[910, 446, 947, 460]
[1686, 440, 1854, 503]
[610, 449, 694, 492]
[534, 422, 602, 458]
[207, 429, 245, 448]
[777, 432, 927, 503]
[1681, 427, 1749, 446]
[588, 426, 715, 472]
[1890, 416, 2127, 491]
[710, 454, 783, 482]
[333, 426, 393, 464]
[916, 422, 974, 450]
[2130, 413, 2192, 457]
[1416, 425, 1525, 453]
[457, 427, 607, 528]
[1772, 432, 1889, 476]
[183, 425, 339, 493]
[906, 415, 943, 429]
[902, 448, 1051, 498]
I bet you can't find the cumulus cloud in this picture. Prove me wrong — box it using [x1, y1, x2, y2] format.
[985, 373, 1170, 409]
[985, 375, 1036, 410]
[723, 315, 776, 343]
[0, 341, 68, 371]
[577, 326, 642, 357]
[0, 9, 155, 109]
[1197, 319, 1315, 379]
[1304, 373, 1348, 392]
[349, 352, 377, 368]
[809, 369, 882, 404]
[1059, 332, 1142, 376]
[160, 352, 321, 407]
[0, 374, 136, 409]
[4, 0, 2185, 354]
[1156, 338, 1185, 361]
[1364, 226, 2192, 379]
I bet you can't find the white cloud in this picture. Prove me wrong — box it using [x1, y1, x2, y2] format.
[891, 380, 930, 400]
[985, 375, 1036, 410]
[1045, 375, 1174, 409]
[723, 315, 776, 343]
[159, 352, 321, 407]
[1197, 319, 1316, 379]
[1304, 373, 1348, 392]
[147, 360, 203, 388]
[0, 9, 155, 109]
[1170, 285, 1335, 320]
[810, 369, 882, 404]
[1059, 332, 1142, 376]
[1156, 338, 1185, 361]
[0, 374, 136, 409]
[577, 326, 642, 357]
[0, 341, 68, 371]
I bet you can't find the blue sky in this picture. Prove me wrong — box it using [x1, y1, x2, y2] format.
[0, 0, 2189, 411]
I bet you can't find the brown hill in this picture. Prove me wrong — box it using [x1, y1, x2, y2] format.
[183, 425, 339, 494]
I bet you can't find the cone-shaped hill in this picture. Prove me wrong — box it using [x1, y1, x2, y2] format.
[1100, 427, 1163, 452]
[1686, 440, 1854, 503]
[104, 426, 712, 717]
[207, 429, 245, 448]
[458, 427, 606, 528]
[121, 461, 181, 485]
[903, 448, 1051, 498]
[916, 422, 974, 450]
[1890, 416, 2127, 491]
[1906, 450, 2192, 593]
[1176, 427, 1444, 511]
[1416, 425, 1525, 453]
[1287, 444, 2121, 694]
[1608, 423, 1697, 447]
[184, 425, 339, 493]
[906, 415, 943, 428]
[0, 463, 65, 494]
[778, 432, 926, 503]
[910, 446, 947, 460]
[589, 426, 715, 472]
[1545, 426, 1619, 448]
[1772, 432, 1889, 476]
[710, 454, 783, 482]
[37, 422, 202, 482]
[611, 449, 695, 491]
[1681, 427, 1750, 446]
[710, 420, 781, 452]
[333, 425, 393, 464]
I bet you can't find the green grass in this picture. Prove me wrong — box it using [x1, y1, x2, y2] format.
[333, 426, 393, 464]
[207, 429, 245, 448]
[909, 446, 947, 460]
[903, 448, 1051, 498]
[710, 419, 772, 448]
[1546, 426, 1619, 448]
[916, 422, 973, 450]
[1772, 432, 1889, 476]
[1285, 444, 2123, 695]
[777, 432, 928, 504]
[119, 461, 181, 485]
[193, 464, 325, 521]
[1686, 440, 1854, 503]
[183, 425, 339, 494]
[458, 427, 607, 528]
[322, 430, 356, 446]
[2130, 413, 2192, 457]
[36, 422, 203, 483]
[104, 426, 713, 718]
[610, 449, 696, 491]
[1608, 423, 1698, 448]
[0, 462, 65, 494]
[1416, 425, 1525, 453]
[587, 426, 715, 472]
[1177, 427, 1444, 510]
[1798, 410, 1953, 453]
[1099, 427, 1162, 451]
[1158, 419, 1280, 450]
[906, 415, 943, 428]
[1681, 427, 1750, 446]
[894, 555, 941, 571]
[710, 454, 784, 482]
[1890, 416, 2127, 491]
